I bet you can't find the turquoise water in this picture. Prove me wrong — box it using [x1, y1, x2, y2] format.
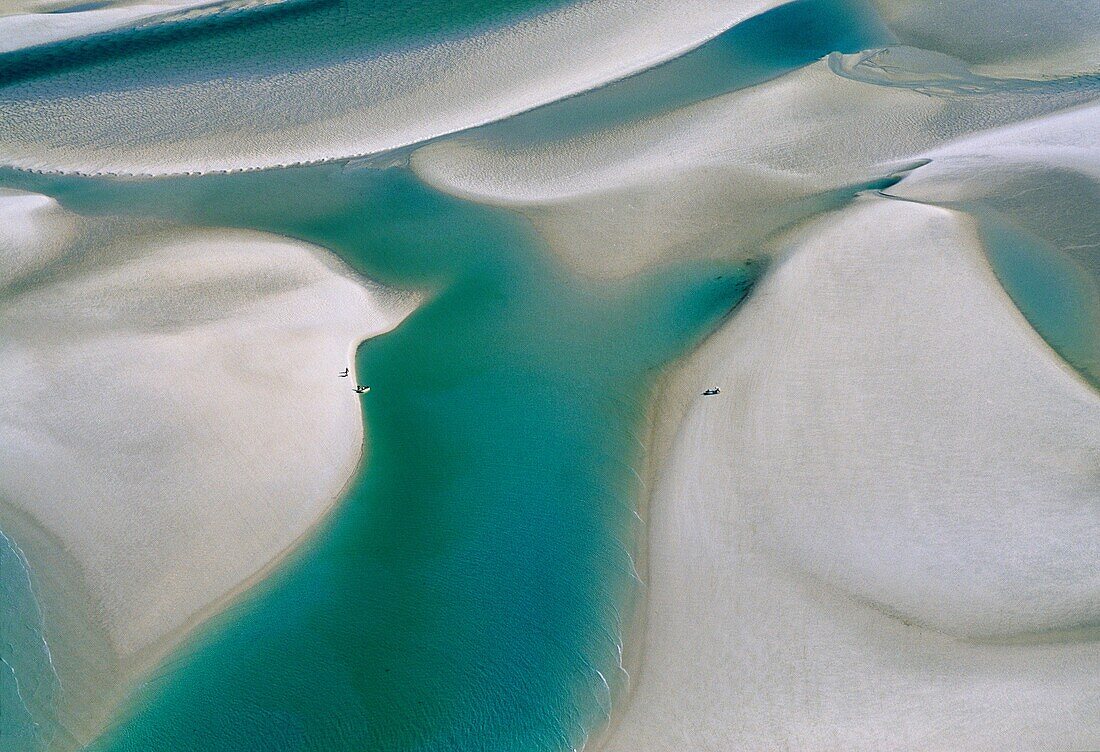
[0, 0, 891, 747]
[477, 0, 892, 146]
[973, 211, 1100, 390]
[0, 529, 62, 752]
[6, 164, 756, 752]
[0, 0, 570, 92]
[3, 0, 1097, 746]
[0, 0, 885, 95]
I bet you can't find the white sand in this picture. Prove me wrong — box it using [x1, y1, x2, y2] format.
[0, 188, 76, 286]
[887, 99, 1100, 207]
[3, 2, 1097, 744]
[0, 191, 418, 725]
[888, 100, 1100, 372]
[0, 0, 222, 54]
[891, 98, 1100, 187]
[0, 0, 785, 175]
[870, 0, 1100, 75]
[405, 29, 1100, 747]
[594, 197, 1100, 751]
[412, 51, 1094, 278]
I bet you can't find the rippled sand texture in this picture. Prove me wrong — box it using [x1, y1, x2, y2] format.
[0, 0, 226, 54]
[0, 184, 419, 741]
[602, 198, 1100, 751]
[411, 1, 1100, 748]
[0, 0, 1098, 750]
[0, 164, 757, 752]
[0, 0, 788, 174]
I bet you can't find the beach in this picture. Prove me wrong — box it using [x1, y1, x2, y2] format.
[0, 187, 419, 741]
[0, 0, 1098, 749]
[594, 196, 1100, 750]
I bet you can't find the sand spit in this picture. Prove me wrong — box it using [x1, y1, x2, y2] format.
[869, 0, 1100, 76]
[0, 0, 225, 54]
[409, 48, 1100, 746]
[887, 100, 1100, 250]
[592, 197, 1100, 751]
[1, 1, 1096, 747]
[0, 191, 419, 740]
[890, 99, 1100, 195]
[0, 188, 77, 286]
[413, 50, 1096, 278]
[885, 101, 1100, 384]
[0, 0, 785, 175]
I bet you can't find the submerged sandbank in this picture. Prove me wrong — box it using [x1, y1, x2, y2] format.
[885, 101, 1100, 386]
[0, 0, 785, 175]
[0, 0, 1097, 748]
[594, 197, 1100, 751]
[0, 165, 760, 752]
[0, 0, 225, 54]
[413, 48, 1096, 278]
[398, 20, 1100, 747]
[0, 187, 418, 742]
[869, 0, 1100, 75]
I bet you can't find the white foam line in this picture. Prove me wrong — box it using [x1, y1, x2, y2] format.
[1, 530, 63, 692]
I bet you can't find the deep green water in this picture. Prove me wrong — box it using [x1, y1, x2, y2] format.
[4, 164, 755, 752]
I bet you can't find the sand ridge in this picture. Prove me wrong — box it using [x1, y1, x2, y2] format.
[0, 190, 420, 743]
[595, 196, 1100, 751]
[0, 0, 785, 175]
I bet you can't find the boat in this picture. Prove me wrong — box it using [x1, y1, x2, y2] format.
[702, 387, 720, 396]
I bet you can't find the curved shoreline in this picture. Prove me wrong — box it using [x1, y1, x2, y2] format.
[0, 0, 779, 177]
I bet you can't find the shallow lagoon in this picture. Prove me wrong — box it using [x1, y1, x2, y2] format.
[2, 0, 1097, 747]
[4, 164, 755, 751]
[971, 210, 1100, 390]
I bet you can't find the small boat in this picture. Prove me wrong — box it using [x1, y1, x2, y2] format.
[339, 368, 349, 378]
[702, 387, 721, 396]
[354, 385, 371, 394]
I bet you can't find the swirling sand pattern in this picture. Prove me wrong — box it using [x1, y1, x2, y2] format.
[0, 0, 1097, 750]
